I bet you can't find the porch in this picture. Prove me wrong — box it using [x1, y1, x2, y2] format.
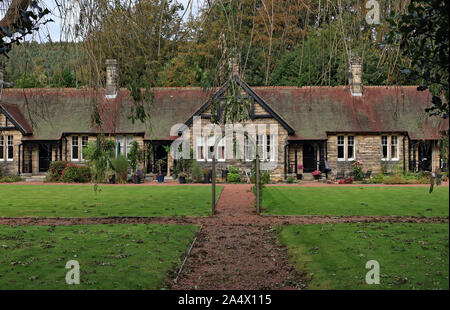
[19, 140, 61, 175]
[286, 140, 328, 179]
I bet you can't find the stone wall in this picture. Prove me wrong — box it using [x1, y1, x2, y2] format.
[0, 129, 22, 176]
[327, 133, 409, 177]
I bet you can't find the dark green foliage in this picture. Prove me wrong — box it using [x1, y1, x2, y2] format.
[46, 161, 68, 182]
[110, 155, 129, 183]
[82, 136, 116, 183]
[386, 0, 449, 118]
[226, 166, 241, 183]
[0, 175, 22, 183]
[62, 164, 91, 183]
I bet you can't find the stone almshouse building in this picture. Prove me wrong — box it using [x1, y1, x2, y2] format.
[0, 59, 448, 181]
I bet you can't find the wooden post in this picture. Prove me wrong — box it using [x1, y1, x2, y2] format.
[256, 154, 260, 215]
[212, 153, 216, 215]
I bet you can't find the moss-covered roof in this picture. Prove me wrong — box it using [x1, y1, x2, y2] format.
[0, 85, 447, 141]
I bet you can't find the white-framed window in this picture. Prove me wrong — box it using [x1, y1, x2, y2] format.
[0, 136, 4, 161]
[116, 136, 124, 157]
[196, 135, 205, 161]
[81, 136, 89, 160]
[206, 135, 214, 161]
[391, 136, 398, 160]
[71, 136, 79, 161]
[337, 136, 345, 160]
[244, 135, 275, 161]
[347, 136, 355, 160]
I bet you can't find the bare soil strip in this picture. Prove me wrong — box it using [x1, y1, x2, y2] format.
[0, 184, 447, 290]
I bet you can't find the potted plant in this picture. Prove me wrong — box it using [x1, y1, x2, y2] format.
[202, 168, 211, 183]
[296, 164, 303, 180]
[312, 170, 322, 181]
[156, 158, 166, 183]
[178, 172, 187, 184]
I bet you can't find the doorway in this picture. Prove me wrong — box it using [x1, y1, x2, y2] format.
[303, 143, 317, 173]
[38, 144, 51, 172]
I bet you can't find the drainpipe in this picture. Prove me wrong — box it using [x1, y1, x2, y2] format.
[402, 136, 406, 175]
[18, 144, 21, 175]
[284, 143, 288, 179]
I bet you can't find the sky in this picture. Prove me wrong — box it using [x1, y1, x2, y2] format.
[34, 0, 201, 42]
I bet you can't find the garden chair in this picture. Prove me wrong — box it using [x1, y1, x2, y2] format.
[244, 169, 251, 183]
[363, 170, 372, 181]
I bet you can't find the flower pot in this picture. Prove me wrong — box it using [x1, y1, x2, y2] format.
[157, 175, 165, 183]
[179, 176, 186, 184]
[296, 174, 303, 180]
[109, 174, 116, 184]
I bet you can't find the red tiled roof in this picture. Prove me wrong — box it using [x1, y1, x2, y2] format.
[0, 85, 448, 141]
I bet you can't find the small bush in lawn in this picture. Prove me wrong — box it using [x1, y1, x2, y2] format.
[46, 161, 68, 182]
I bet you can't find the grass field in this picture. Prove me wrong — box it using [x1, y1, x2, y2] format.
[0, 185, 222, 217]
[263, 186, 449, 217]
[0, 224, 197, 289]
[278, 223, 449, 290]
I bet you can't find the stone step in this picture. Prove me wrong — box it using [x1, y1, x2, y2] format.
[24, 175, 46, 182]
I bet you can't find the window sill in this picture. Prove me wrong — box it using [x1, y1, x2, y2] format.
[337, 158, 345, 162]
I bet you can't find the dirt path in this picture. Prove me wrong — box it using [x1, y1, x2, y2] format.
[171, 184, 303, 290]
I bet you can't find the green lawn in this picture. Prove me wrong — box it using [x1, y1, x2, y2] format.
[263, 186, 449, 217]
[0, 185, 222, 217]
[0, 224, 197, 289]
[278, 223, 449, 289]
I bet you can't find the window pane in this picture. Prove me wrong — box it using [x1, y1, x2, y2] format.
[338, 145, 344, 159]
[347, 136, 354, 159]
[338, 136, 345, 159]
[72, 136, 79, 159]
[391, 136, 398, 159]
[347, 145, 354, 159]
[7, 136, 13, 159]
[381, 136, 388, 158]
[0, 136, 4, 159]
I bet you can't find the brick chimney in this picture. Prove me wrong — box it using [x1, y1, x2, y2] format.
[105, 59, 118, 99]
[348, 54, 362, 96]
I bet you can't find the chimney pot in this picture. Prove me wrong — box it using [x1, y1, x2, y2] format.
[106, 59, 118, 99]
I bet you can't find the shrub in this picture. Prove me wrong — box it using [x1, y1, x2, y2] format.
[286, 176, 296, 183]
[370, 173, 384, 184]
[351, 160, 364, 180]
[261, 171, 271, 184]
[46, 161, 68, 182]
[191, 160, 202, 183]
[110, 155, 129, 183]
[228, 166, 240, 174]
[383, 175, 407, 184]
[62, 164, 91, 183]
[227, 172, 241, 183]
[0, 175, 22, 183]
